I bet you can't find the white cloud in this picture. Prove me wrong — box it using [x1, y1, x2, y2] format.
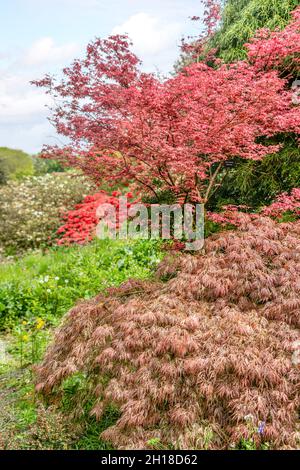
[0, 121, 55, 155]
[26, 0, 101, 7]
[112, 12, 182, 57]
[0, 70, 54, 153]
[0, 35, 80, 153]
[23, 37, 78, 66]
[0, 89, 48, 124]
[0, 3, 195, 152]
[0, 74, 50, 124]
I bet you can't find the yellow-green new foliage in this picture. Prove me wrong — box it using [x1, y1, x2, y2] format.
[0, 147, 34, 183]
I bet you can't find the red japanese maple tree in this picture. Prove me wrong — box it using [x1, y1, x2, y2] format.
[33, 7, 300, 205]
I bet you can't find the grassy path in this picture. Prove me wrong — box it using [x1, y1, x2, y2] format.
[0, 240, 163, 449]
[0, 336, 24, 449]
[0, 335, 116, 450]
[0, 335, 74, 449]
[0, 337, 12, 364]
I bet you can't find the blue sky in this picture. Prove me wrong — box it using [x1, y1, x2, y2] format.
[0, 0, 204, 153]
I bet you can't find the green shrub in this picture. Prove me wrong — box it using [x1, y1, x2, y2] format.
[33, 157, 65, 176]
[0, 173, 94, 255]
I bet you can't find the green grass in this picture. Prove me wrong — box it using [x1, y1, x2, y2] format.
[0, 363, 70, 450]
[0, 238, 163, 329]
[0, 360, 119, 450]
[72, 404, 120, 450]
[0, 237, 163, 449]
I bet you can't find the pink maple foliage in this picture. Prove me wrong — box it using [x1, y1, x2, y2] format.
[202, 0, 222, 37]
[261, 187, 300, 219]
[206, 204, 255, 227]
[183, 0, 221, 58]
[246, 7, 300, 76]
[207, 187, 300, 229]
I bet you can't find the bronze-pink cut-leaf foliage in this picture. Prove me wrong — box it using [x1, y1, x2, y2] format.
[35, 218, 300, 449]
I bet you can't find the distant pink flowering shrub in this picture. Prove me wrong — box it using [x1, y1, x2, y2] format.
[245, 6, 300, 76]
[206, 204, 256, 227]
[261, 188, 300, 219]
[36, 218, 300, 449]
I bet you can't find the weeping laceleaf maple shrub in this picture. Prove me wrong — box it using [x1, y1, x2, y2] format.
[36, 218, 300, 449]
[32, 6, 300, 205]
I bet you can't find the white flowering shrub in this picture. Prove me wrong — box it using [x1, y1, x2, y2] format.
[0, 173, 94, 255]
